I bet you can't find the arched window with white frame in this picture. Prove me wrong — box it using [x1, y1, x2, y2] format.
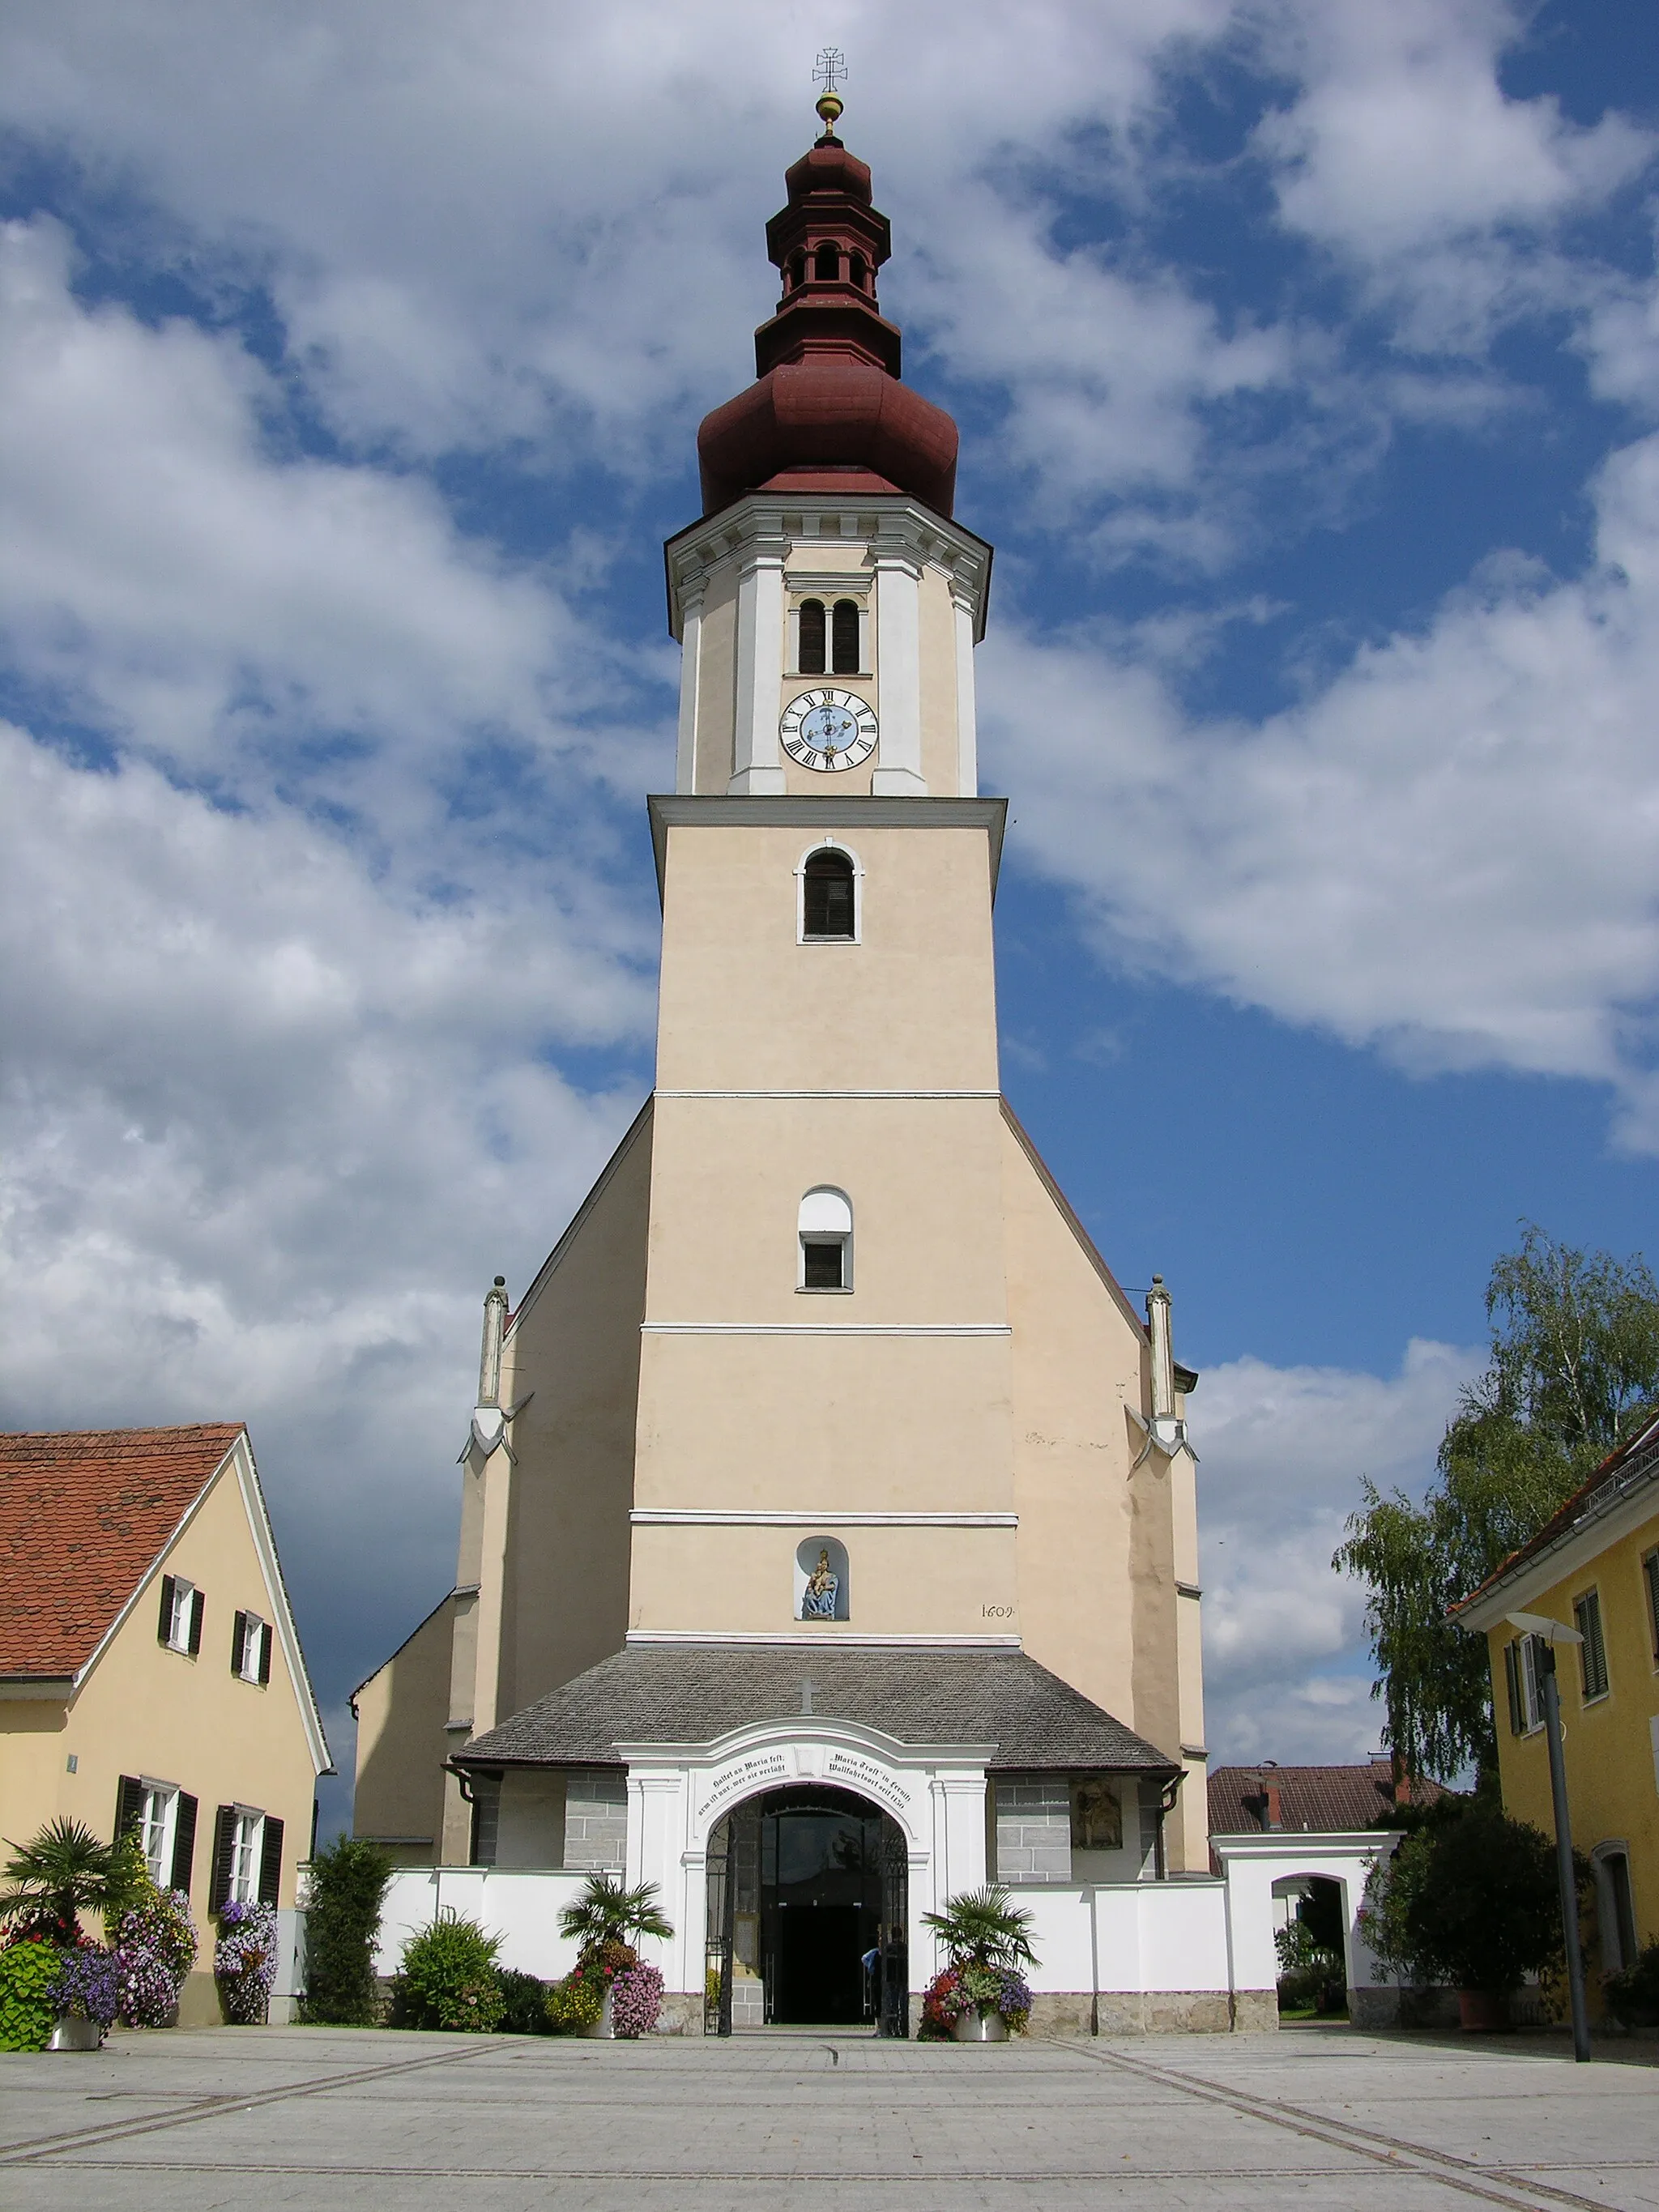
[798, 1187, 852, 1292]
[797, 841, 860, 944]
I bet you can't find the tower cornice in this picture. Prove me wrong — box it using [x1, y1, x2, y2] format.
[664, 491, 992, 644]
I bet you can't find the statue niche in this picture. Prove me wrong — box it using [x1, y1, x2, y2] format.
[795, 1536, 849, 1622]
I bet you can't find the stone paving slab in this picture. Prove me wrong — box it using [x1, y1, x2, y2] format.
[2, 2023, 1654, 2211]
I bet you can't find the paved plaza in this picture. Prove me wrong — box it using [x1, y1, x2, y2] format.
[2, 2023, 1656, 2210]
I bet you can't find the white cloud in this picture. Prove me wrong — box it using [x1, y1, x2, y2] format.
[1253, 0, 1653, 352]
[983, 426, 1659, 1145]
[1195, 1338, 1478, 1762]
[0, 718, 654, 1677]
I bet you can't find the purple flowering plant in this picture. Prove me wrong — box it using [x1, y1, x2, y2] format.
[215, 1899, 278, 2025]
[609, 1962, 664, 2039]
[49, 1941, 119, 2029]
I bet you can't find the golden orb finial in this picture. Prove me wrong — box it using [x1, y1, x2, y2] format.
[812, 47, 846, 140]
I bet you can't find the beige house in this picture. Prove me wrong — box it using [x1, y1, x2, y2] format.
[355, 106, 1218, 2035]
[0, 1424, 331, 2024]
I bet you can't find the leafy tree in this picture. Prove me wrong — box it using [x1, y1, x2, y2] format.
[298, 1836, 391, 2025]
[1336, 1226, 1659, 1784]
[1359, 1798, 1584, 1996]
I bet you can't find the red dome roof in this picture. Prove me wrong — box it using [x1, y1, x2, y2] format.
[696, 130, 958, 519]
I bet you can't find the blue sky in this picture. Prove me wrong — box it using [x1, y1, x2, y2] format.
[2, 2, 1657, 1823]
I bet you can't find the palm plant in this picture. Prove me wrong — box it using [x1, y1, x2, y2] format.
[557, 1872, 673, 1957]
[0, 1818, 124, 1938]
[920, 1886, 1037, 1972]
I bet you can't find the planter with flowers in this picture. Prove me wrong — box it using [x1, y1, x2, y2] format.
[0, 1818, 145, 2052]
[113, 1885, 198, 2028]
[215, 1900, 279, 2025]
[919, 1886, 1038, 2043]
[550, 1873, 673, 2040]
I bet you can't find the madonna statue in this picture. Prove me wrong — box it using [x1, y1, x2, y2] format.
[800, 1549, 839, 1619]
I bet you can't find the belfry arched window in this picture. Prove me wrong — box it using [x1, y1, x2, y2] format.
[799, 1187, 852, 1292]
[848, 251, 868, 294]
[814, 241, 840, 282]
[795, 1536, 850, 1622]
[797, 598, 826, 675]
[789, 250, 806, 292]
[831, 598, 860, 674]
[801, 847, 855, 940]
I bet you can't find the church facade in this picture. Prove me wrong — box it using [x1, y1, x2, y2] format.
[353, 103, 1231, 2035]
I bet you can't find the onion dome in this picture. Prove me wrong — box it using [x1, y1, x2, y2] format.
[697, 98, 958, 519]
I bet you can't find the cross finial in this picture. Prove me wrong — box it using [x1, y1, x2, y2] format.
[813, 49, 846, 139]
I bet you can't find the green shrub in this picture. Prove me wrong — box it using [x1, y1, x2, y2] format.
[299, 1838, 392, 2025]
[1360, 1797, 1584, 1995]
[544, 1968, 603, 2034]
[497, 1967, 550, 2035]
[1604, 1937, 1659, 2030]
[0, 1936, 62, 2052]
[1274, 1920, 1345, 2014]
[394, 1916, 503, 2032]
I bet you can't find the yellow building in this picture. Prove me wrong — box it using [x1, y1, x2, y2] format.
[0, 1425, 333, 2024]
[1457, 1409, 1659, 1990]
[354, 103, 1218, 2035]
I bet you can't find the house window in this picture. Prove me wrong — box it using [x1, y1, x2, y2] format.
[1503, 1633, 1546, 1733]
[797, 597, 826, 675]
[157, 1573, 203, 1656]
[139, 1784, 178, 1889]
[798, 1187, 852, 1292]
[830, 597, 860, 673]
[1644, 1547, 1659, 1664]
[1575, 1589, 1610, 1700]
[232, 1609, 272, 1685]
[802, 848, 855, 940]
[229, 1810, 265, 1903]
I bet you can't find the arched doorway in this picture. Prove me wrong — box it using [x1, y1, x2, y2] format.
[705, 1784, 909, 2035]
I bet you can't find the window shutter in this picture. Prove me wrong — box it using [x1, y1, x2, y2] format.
[170, 1792, 198, 1897]
[210, 1805, 237, 1913]
[231, 1609, 248, 1677]
[1503, 1640, 1524, 1735]
[258, 1816, 284, 1906]
[187, 1587, 204, 1656]
[157, 1575, 177, 1645]
[115, 1773, 145, 1840]
[258, 1622, 272, 1686]
[831, 596, 860, 673]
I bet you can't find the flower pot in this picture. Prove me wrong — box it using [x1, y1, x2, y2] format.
[582, 1988, 616, 2039]
[1456, 1989, 1506, 2033]
[48, 2014, 104, 2052]
[951, 2008, 1009, 2043]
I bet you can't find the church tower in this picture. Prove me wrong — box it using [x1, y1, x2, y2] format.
[352, 96, 1209, 2035]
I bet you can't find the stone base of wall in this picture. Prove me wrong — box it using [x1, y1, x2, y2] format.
[1023, 1991, 1276, 2037]
[654, 1992, 706, 2036]
[177, 1968, 223, 2029]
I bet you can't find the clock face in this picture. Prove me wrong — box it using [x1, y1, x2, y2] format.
[780, 688, 878, 771]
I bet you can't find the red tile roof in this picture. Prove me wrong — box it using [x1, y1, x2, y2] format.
[1209, 1759, 1444, 1852]
[0, 1425, 244, 1677]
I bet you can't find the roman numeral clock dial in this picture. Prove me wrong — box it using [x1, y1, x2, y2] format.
[780, 688, 878, 771]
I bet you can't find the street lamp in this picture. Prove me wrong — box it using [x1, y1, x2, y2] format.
[1507, 1610, 1590, 2063]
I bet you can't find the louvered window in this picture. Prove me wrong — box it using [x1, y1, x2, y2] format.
[1644, 1548, 1659, 1663]
[1574, 1589, 1610, 1700]
[797, 599, 826, 675]
[831, 598, 860, 673]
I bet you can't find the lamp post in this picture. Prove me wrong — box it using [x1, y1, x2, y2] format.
[1507, 1610, 1591, 2063]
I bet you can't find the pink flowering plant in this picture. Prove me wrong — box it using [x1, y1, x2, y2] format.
[113, 1888, 197, 2027]
[609, 1962, 665, 2039]
[215, 1899, 278, 2025]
